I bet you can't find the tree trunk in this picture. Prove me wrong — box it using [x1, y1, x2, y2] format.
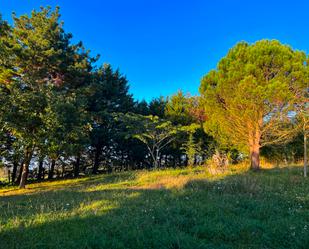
[8, 170, 11, 183]
[16, 161, 24, 184]
[107, 161, 112, 174]
[62, 163, 65, 178]
[304, 132, 307, 177]
[11, 160, 18, 184]
[38, 158, 44, 180]
[250, 142, 260, 170]
[48, 159, 56, 180]
[155, 148, 160, 168]
[19, 162, 28, 189]
[148, 148, 158, 169]
[19, 150, 32, 189]
[92, 146, 101, 174]
[249, 127, 261, 170]
[154, 151, 159, 169]
[185, 155, 189, 167]
[74, 154, 81, 177]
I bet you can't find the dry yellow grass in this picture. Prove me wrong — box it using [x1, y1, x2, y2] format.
[0, 162, 280, 197]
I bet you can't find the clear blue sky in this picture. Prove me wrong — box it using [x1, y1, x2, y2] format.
[1, 0, 309, 101]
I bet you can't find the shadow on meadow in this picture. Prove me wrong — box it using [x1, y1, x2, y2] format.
[0, 167, 308, 249]
[0, 170, 138, 196]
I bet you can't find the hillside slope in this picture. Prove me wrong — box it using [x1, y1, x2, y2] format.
[0, 165, 308, 249]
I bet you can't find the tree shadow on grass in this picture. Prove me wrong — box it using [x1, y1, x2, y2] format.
[0, 166, 308, 249]
[0, 170, 138, 196]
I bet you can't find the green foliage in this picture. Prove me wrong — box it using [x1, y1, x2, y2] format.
[0, 7, 308, 246]
[261, 133, 304, 164]
[165, 91, 213, 166]
[0, 16, 14, 84]
[165, 90, 194, 125]
[86, 63, 135, 173]
[0, 7, 95, 185]
[124, 114, 179, 168]
[148, 96, 167, 118]
[181, 133, 201, 166]
[134, 100, 149, 115]
[200, 40, 307, 168]
[0, 5, 307, 187]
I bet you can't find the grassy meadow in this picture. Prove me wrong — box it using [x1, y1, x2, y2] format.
[0, 164, 308, 249]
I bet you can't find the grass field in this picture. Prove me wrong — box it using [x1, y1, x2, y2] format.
[0, 164, 308, 249]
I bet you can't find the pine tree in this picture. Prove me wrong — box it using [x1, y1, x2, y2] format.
[200, 40, 306, 170]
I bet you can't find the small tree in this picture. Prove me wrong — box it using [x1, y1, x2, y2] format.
[181, 133, 203, 166]
[125, 115, 178, 168]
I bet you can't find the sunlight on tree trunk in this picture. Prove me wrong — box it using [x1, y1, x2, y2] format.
[19, 150, 32, 189]
[250, 145, 260, 170]
[304, 132, 307, 177]
[11, 160, 18, 184]
[249, 128, 261, 170]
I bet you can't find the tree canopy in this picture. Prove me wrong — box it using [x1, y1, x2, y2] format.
[0, 7, 308, 188]
[199, 40, 308, 169]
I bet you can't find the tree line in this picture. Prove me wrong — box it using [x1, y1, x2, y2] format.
[0, 7, 307, 188]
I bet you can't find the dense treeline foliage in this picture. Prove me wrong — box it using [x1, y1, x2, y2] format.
[0, 7, 307, 188]
[0, 7, 211, 188]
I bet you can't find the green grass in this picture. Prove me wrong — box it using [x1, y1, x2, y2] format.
[0, 165, 308, 249]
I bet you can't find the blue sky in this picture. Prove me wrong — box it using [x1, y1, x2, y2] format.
[1, 0, 309, 101]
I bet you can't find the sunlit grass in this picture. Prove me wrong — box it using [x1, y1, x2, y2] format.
[0, 164, 308, 249]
